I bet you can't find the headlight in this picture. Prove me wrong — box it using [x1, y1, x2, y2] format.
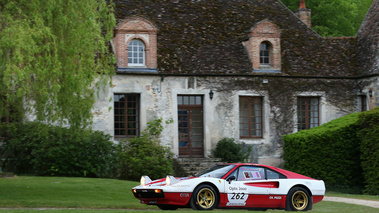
[166, 175, 178, 186]
[140, 176, 152, 186]
[141, 176, 146, 186]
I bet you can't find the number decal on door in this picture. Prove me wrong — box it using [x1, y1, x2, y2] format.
[231, 193, 245, 200]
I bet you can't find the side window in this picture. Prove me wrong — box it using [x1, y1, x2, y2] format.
[237, 166, 265, 181]
[266, 169, 286, 179]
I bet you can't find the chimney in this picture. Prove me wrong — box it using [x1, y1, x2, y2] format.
[294, 0, 311, 27]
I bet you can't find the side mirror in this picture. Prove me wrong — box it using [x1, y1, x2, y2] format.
[226, 175, 236, 184]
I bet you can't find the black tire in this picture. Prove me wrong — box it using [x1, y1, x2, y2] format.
[157, 205, 179, 210]
[190, 184, 219, 210]
[285, 187, 312, 211]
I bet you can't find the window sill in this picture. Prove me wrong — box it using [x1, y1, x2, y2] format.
[114, 135, 138, 141]
[253, 69, 281, 73]
[239, 138, 266, 145]
[117, 67, 158, 74]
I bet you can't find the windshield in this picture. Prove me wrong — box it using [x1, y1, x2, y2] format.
[195, 165, 236, 178]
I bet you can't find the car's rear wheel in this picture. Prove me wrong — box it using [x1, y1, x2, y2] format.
[157, 205, 179, 210]
[190, 184, 219, 210]
[286, 187, 312, 211]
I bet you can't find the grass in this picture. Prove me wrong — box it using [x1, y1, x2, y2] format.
[0, 176, 378, 213]
[0, 176, 146, 209]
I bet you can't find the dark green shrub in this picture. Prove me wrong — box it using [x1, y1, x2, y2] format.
[212, 138, 251, 163]
[357, 107, 379, 195]
[117, 118, 174, 181]
[283, 113, 363, 193]
[0, 122, 116, 177]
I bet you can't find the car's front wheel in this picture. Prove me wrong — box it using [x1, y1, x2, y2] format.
[190, 184, 219, 210]
[286, 187, 312, 211]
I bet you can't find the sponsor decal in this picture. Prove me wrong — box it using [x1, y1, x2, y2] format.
[171, 184, 190, 188]
[226, 202, 246, 206]
[219, 180, 221, 183]
[149, 201, 157, 204]
[269, 196, 282, 200]
[180, 193, 190, 198]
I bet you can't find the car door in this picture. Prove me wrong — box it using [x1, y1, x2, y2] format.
[224, 166, 271, 208]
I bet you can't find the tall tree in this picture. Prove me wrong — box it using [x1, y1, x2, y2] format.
[0, 0, 116, 128]
[281, 0, 374, 37]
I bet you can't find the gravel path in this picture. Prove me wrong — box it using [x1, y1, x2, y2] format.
[324, 196, 379, 209]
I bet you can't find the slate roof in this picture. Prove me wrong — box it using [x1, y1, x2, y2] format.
[358, 0, 379, 75]
[114, 0, 359, 77]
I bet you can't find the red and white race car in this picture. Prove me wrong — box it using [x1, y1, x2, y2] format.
[132, 163, 325, 211]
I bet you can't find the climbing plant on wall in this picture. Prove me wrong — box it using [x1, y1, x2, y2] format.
[0, 0, 116, 128]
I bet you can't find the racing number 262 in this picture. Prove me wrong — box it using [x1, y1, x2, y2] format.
[231, 192, 245, 200]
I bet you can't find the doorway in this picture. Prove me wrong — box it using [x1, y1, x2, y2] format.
[178, 95, 204, 157]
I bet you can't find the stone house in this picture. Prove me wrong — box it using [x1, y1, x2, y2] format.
[92, 0, 379, 166]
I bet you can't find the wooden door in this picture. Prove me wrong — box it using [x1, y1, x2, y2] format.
[178, 95, 204, 157]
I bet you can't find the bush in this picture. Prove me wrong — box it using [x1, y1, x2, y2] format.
[0, 122, 116, 177]
[357, 107, 379, 195]
[117, 118, 174, 181]
[212, 138, 251, 163]
[283, 113, 363, 193]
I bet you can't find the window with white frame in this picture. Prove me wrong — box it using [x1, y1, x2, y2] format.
[128, 39, 145, 66]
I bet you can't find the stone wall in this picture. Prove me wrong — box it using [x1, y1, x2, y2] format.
[92, 73, 356, 167]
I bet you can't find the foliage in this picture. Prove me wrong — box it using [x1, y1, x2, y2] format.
[0, 0, 116, 128]
[357, 107, 379, 195]
[0, 122, 116, 177]
[212, 138, 252, 163]
[283, 113, 364, 193]
[280, 0, 374, 37]
[117, 118, 174, 181]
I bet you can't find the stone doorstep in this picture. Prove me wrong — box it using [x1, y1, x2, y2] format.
[176, 158, 224, 176]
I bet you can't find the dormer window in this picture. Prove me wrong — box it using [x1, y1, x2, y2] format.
[260, 42, 270, 65]
[243, 20, 281, 72]
[128, 39, 145, 67]
[113, 17, 157, 70]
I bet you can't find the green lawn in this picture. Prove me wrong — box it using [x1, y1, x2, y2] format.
[0, 176, 378, 213]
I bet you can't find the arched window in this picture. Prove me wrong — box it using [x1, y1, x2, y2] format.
[128, 39, 145, 66]
[259, 42, 270, 65]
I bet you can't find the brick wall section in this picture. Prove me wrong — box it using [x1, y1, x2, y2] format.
[294, 8, 311, 27]
[114, 0, 358, 77]
[244, 21, 281, 71]
[113, 17, 157, 68]
[358, 0, 379, 75]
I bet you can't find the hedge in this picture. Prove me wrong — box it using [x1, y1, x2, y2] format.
[283, 112, 363, 193]
[357, 107, 379, 195]
[0, 122, 116, 177]
[284, 107, 379, 194]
